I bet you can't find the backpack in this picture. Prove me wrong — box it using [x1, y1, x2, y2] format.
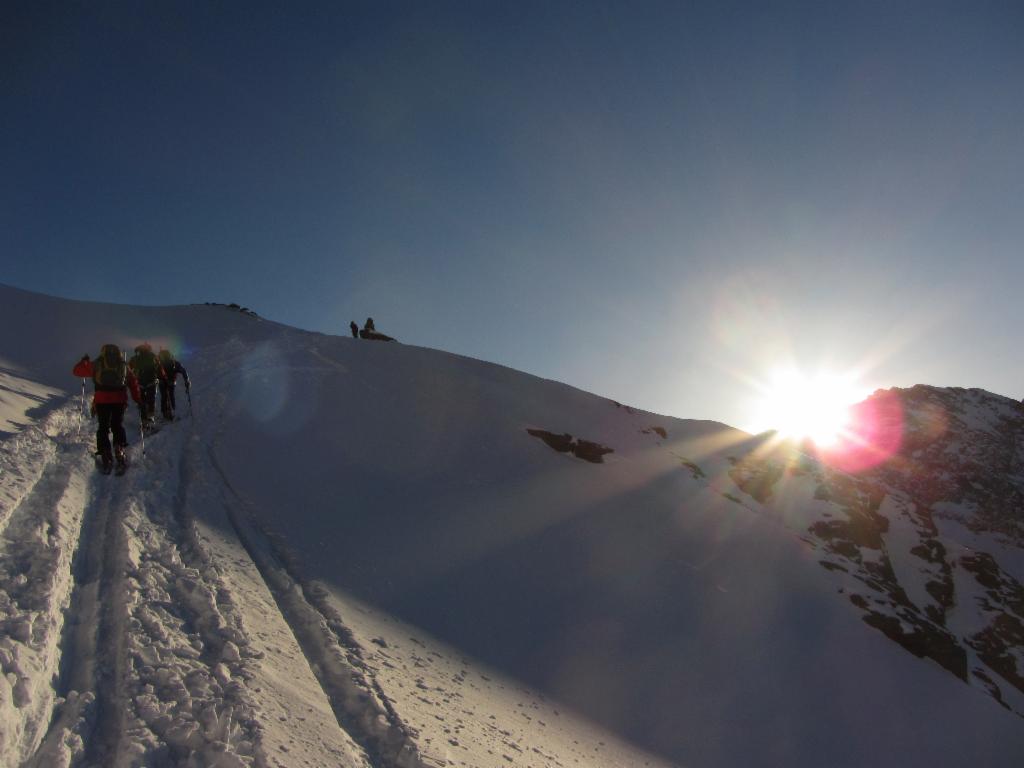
[132, 344, 159, 386]
[94, 344, 127, 389]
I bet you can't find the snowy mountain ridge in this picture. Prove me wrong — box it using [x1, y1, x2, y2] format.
[1, 283, 1023, 768]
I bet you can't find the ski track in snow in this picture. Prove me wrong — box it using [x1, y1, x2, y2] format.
[201, 364, 424, 768]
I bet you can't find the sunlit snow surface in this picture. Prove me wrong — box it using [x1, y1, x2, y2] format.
[1, 283, 1023, 768]
[0, 365, 63, 436]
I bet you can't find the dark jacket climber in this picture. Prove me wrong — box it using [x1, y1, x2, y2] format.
[129, 343, 161, 424]
[157, 348, 191, 420]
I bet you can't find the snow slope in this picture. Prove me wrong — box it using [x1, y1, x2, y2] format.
[1, 282, 1023, 767]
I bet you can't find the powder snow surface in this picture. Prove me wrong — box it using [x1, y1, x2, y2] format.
[1, 283, 1023, 767]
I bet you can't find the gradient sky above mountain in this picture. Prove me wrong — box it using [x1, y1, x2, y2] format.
[4, 1, 1023, 430]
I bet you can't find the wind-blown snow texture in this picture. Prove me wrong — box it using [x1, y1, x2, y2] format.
[0, 282, 1022, 767]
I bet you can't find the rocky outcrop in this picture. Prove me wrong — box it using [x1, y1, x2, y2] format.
[525, 429, 614, 464]
[727, 385, 1024, 715]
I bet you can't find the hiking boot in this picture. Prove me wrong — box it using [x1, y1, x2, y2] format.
[100, 451, 113, 474]
[115, 446, 127, 470]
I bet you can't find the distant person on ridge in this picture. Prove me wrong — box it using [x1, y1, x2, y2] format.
[350, 320, 358, 338]
[73, 345, 141, 473]
[358, 317, 396, 341]
[157, 348, 190, 420]
[129, 343, 160, 425]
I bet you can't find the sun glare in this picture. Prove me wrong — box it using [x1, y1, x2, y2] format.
[753, 369, 866, 446]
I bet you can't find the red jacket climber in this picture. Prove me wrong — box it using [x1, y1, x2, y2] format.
[73, 344, 141, 473]
[73, 348, 142, 405]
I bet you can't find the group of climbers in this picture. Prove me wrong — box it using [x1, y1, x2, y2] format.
[77, 314, 393, 474]
[349, 317, 395, 342]
[127, 343, 191, 423]
[73, 343, 190, 473]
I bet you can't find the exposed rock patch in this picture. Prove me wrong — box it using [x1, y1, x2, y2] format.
[525, 430, 613, 464]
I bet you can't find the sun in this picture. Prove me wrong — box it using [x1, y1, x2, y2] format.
[751, 368, 866, 446]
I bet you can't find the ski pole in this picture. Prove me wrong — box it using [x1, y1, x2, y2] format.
[78, 378, 86, 434]
[186, 383, 193, 419]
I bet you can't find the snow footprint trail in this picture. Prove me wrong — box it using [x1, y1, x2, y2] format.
[0, 405, 95, 767]
[82, 473, 132, 768]
[103, 421, 266, 767]
[28, 435, 141, 768]
[27, 414, 267, 768]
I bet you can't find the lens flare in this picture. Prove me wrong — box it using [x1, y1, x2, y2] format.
[751, 368, 866, 447]
[818, 389, 904, 473]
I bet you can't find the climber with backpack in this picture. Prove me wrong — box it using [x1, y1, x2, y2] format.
[129, 343, 161, 426]
[157, 348, 190, 420]
[73, 344, 142, 474]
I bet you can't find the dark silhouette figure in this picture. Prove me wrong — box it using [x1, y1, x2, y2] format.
[350, 321, 359, 338]
[358, 316, 396, 342]
[129, 343, 160, 424]
[157, 348, 190, 420]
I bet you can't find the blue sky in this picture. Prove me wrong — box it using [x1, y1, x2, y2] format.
[4, 1, 1023, 428]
